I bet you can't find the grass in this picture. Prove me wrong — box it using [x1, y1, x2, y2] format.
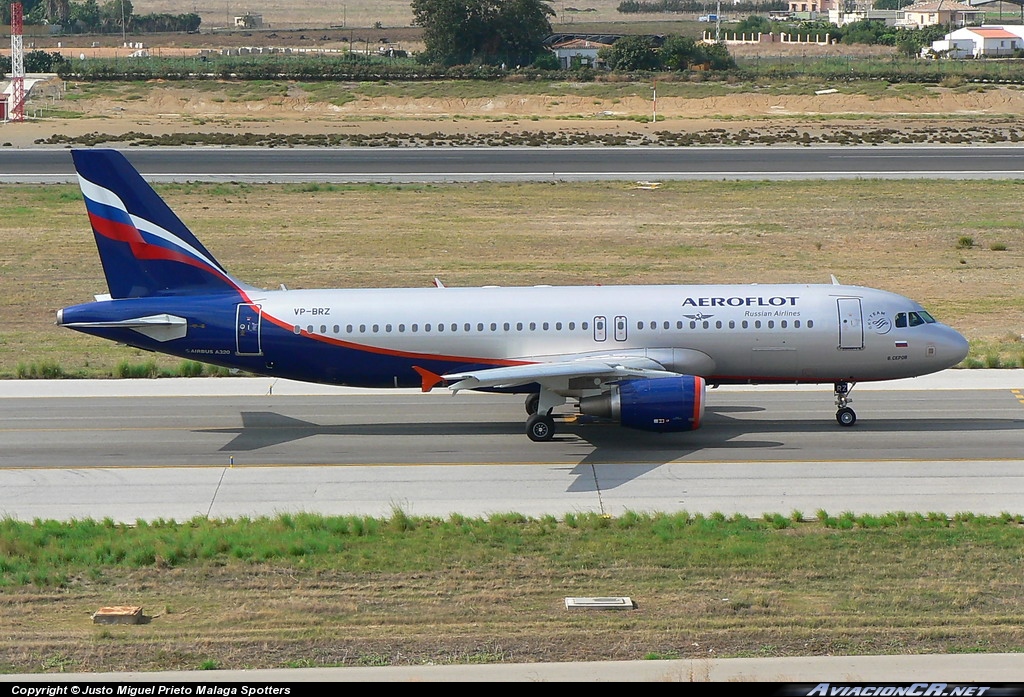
[2, 179, 1022, 378]
[0, 511, 1022, 673]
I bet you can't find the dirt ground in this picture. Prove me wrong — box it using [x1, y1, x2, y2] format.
[8, 73, 1024, 148]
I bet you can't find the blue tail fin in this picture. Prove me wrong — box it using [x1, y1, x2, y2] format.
[72, 148, 243, 299]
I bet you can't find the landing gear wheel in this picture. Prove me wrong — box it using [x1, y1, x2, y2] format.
[524, 393, 540, 416]
[833, 381, 856, 427]
[526, 413, 555, 442]
[836, 407, 857, 427]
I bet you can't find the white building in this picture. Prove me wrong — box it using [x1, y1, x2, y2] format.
[927, 25, 1024, 58]
[897, 0, 983, 29]
[549, 39, 611, 70]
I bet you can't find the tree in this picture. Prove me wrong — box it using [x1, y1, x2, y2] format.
[412, 0, 554, 67]
[600, 35, 660, 71]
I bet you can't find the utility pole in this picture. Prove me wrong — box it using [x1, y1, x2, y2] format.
[9, 2, 25, 122]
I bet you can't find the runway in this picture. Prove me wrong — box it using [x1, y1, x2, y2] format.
[2, 145, 1024, 182]
[2, 371, 1022, 522]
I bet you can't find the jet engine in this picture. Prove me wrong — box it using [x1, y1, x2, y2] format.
[578, 375, 706, 432]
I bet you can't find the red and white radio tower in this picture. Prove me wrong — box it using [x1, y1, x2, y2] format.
[9, 1, 25, 121]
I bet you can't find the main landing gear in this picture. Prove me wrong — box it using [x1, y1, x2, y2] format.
[528, 390, 561, 440]
[527, 413, 556, 442]
[525, 392, 557, 442]
[834, 381, 857, 427]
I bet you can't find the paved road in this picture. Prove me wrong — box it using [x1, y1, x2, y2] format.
[1, 371, 1022, 523]
[4, 652, 1023, 682]
[2, 146, 1024, 182]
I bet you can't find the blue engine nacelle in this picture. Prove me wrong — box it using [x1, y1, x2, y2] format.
[578, 375, 706, 433]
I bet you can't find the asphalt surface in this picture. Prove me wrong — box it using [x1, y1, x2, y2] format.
[2, 145, 1024, 182]
[4, 652, 1024, 682]
[1, 370, 1022, 522]
[2, 371, 1022, 682]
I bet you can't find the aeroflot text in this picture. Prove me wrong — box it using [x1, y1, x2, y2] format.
[10, 688, 290, 697]
[806, 684, 991, 696]
[682, 296, 799, 307]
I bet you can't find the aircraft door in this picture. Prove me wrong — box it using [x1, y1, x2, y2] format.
[837, 297, 864, 350]
[594, 316, 607, 342]
[614, 315, 628, 342]
[236, 303, 263, 355]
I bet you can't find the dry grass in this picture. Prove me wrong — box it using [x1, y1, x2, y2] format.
[3, 515, 1024, 673]
[2, 178, 1022, 377]
[130, 0, 656, 31]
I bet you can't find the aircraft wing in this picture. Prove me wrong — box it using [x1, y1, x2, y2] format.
[441, 354, 681, 392]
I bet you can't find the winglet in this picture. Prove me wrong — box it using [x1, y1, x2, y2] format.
[412, 366, 445, 392]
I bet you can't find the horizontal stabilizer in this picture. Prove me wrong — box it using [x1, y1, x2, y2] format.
[60, 313, 188, 342]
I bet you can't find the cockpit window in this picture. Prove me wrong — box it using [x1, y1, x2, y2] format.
[896, 311, 937, 329]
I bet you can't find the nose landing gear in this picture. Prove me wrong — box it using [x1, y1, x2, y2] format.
[834, 382, 857, 426]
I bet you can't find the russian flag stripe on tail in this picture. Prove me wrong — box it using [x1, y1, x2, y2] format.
[72, 149, 243, 299]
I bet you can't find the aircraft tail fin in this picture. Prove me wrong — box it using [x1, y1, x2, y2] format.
[72, 148, 244, 299]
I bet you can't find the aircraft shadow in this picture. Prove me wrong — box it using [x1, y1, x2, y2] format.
[200, 410, 1023, 493]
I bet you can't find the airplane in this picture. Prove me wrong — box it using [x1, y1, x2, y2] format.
[57, 149, 971, 442]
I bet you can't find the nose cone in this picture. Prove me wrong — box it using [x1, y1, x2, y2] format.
[942, 326, 970, 368]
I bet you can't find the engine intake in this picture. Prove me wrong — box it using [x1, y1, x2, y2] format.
[579, 375, 706, 433]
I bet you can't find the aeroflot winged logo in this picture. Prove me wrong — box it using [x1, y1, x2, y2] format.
[682, 295, 799, 307]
